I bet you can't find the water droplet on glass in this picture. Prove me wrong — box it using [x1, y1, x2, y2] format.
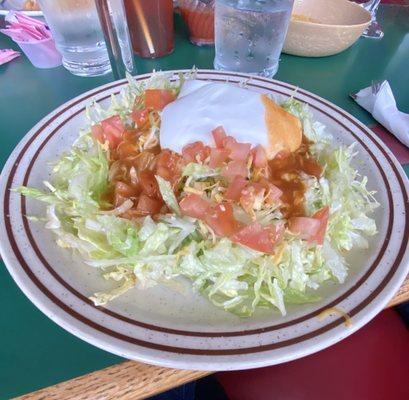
[246, 51, 254, 61]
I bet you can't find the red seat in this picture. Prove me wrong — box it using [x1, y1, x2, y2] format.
[217, 309, 409, 400]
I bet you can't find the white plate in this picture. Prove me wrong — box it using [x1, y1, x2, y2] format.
[0, 70, 408, 371]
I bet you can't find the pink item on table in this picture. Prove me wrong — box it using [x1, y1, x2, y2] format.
[14, 37, 62, 68]
[0, 11, 61, 69]
[0, 49, 20, 66]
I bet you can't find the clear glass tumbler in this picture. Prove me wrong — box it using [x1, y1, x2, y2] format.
[214, 0, 294, 77]
[38, 0, 111, 76]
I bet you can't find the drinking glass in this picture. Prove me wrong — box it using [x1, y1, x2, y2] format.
[123, 0, 174, 58]
[214, 0, 294, 78]
[353, 0, 383, 39]
[38, 0, 111, 76]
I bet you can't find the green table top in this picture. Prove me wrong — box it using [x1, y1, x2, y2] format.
[1, 5, 408, 399]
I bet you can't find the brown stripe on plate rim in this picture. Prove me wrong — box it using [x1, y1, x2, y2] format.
[0, 73, 408, 354]
[18, 78, 397, 337]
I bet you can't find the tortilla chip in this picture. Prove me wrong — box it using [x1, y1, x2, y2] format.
[262, 95, 302, 159]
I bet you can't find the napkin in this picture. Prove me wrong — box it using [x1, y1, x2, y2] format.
[0, 49, 20, 65]
[1, 11, 51, 42]
[353, 81, 409, 148]
[0, 11, 61, 68]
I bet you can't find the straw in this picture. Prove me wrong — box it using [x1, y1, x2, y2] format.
[133, 1, 155, 55]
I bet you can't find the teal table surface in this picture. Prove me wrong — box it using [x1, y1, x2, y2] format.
[1, 5, 408, 399]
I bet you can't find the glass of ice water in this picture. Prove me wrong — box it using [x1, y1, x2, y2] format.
[38, 0, 111, 76]
[214, 0, 294, 77]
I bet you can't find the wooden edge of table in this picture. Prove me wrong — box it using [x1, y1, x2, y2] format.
[14, 274, 408, 400]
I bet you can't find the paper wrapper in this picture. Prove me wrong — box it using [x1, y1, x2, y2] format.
[354, 81, 409, 148]
[0, 49, 21, 65]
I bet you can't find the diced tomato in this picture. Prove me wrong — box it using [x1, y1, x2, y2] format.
[288, 206, 329, 244]
[205, 203, 238, 237]
[251, 145, 268, 168]
[212, 126, 227, 148]
[139, 170, 160, 198]
[224, 138, 251, 161]
[91, 124, 104, 143]
[114, 181, 140, 207]
[222, 136, 236, 149]
[221, 160, 248, 180]
[100, 115, 125, 149]
[180, 194, 211, 219]
[156, 149, 182, 182]
[269, 223, 285, 244]
[122, 129, 139, 143]
[182, 141, 210, 164]
[209, 148, 230, 168]
[288, 217, 321, 241]
[231, 222, 283, 253]
[240, 183, 266, 213]
[155, 166, 170, 181]
[131, 109, 149, 127]
[126, 151, 156, 171]
[224, 175, 248, 201]
[258, 178, 283, 203]
[136, 194, 163, 216]
[117, 142, 139, 159]
[144, 89, 176, 111]
[311, 206, 329, 245]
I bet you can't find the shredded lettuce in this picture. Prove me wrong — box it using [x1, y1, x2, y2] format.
[155, 176, 181, 215]
[182, 163, 220, 180]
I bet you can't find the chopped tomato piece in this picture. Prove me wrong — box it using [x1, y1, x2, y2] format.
[205, 203, 238, 237]
[311, 206, 329, 245]
[182, 141, 210, 164]
[100, 115, 125, 149]
[144, 89, 176, 111]
[180, 194, 211, 219]
[240, 183, 266, 213]
[224, 138, 251, 161]
[122, 129, 139, 143]
[268, 223, 285, 244]
[114, 181, 140, 207]
[212, 126, 227, 148]
[131, 109, 149, 127]
[91, 124, 104, 143]
[258, 178, 283, 203]
[156, 166, 171, 181]
[251, 145, 268, 168]
[126, 151, 156, 171]
[136, 194, 163, 216]
[102, 115, 124, 133]
[231, 222, 283, 253]
[224, 175, 248, 201]
[221, 160, 248, 180]
[289, 206, 329, 244]
[288, 217, 321, 241]
[209, 148, 230, 168]
[117, 142, 139, 159]
[139, 170, 160, 198]
[155, 149, 183, 183]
